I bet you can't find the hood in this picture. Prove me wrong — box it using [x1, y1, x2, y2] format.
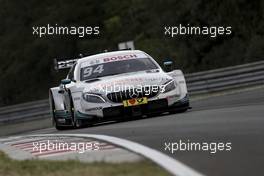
[82, 71, 172, 94]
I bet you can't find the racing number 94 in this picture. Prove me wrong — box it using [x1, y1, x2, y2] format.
[82, 65, 104, 79]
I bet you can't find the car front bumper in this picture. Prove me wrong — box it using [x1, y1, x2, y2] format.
[54, 93, 190, 126]
[76, 94, 189, 120]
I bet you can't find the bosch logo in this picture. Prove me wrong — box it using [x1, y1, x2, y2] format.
[103, 54, 137, 62]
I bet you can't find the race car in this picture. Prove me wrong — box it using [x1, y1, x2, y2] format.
[49, 50, 190, 130]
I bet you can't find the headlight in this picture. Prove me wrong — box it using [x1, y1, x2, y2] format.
[162, 80, 176, 93]
[82, 93, 106, 103]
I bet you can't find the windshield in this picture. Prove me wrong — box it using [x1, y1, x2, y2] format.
[80, 57, 158, 81]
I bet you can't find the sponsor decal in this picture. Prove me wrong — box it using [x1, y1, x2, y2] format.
[103, 54, 137, 62]
[123, 97, 148, 107]
[80, 53, 147, 67]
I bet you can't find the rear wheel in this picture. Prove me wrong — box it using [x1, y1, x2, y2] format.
[50, 93, 61, 130]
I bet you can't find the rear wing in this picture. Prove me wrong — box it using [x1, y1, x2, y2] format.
[54, 58, 79, 71]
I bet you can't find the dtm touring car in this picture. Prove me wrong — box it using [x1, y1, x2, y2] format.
[49, 50, 190, 130]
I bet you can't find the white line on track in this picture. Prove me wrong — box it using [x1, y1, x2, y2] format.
[18, 134, 204, 176]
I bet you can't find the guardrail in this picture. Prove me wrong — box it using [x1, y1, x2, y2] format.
[187, 60, 264, 94]
[0, 60, 264, 125]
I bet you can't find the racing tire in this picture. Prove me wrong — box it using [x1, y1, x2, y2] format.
[68, 91, 84, 128]
[169, 101, 190, 114]
[147, 112, 163, 118]
[74, 119, 83, 128]
[55, 124, 70, 130]
[169, 106, 189, 114]
[169, 108, 188, 114]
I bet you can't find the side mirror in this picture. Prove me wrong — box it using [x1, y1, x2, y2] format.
[163, 60, 173, 72]
[61, 79, 71, 85]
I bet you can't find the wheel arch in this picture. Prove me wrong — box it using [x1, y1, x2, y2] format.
[49, 87, 66, 111]
[168, 69, 188, 95]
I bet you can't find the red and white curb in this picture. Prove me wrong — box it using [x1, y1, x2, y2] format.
[0, 134, 204, 176]
[0, 135, 142, 163]
[2, 137, 114, 158]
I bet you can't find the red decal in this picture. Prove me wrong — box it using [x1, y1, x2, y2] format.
[129, 99, 136, 105]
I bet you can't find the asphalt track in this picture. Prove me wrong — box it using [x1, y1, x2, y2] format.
[24, 88, 264, 176]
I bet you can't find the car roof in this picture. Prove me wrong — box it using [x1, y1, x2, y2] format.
[77, 50, 148, 65]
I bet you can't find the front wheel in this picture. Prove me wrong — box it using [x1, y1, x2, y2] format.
[55, 123, 70, 130]
[169, 101, 190, 114]
[74, 119, 83, 128]
[169, 108, 188, 114]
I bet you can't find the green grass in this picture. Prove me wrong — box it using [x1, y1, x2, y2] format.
[0, 151, 170, 176]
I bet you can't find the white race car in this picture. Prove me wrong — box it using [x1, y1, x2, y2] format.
[49, 50, 189, 130]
